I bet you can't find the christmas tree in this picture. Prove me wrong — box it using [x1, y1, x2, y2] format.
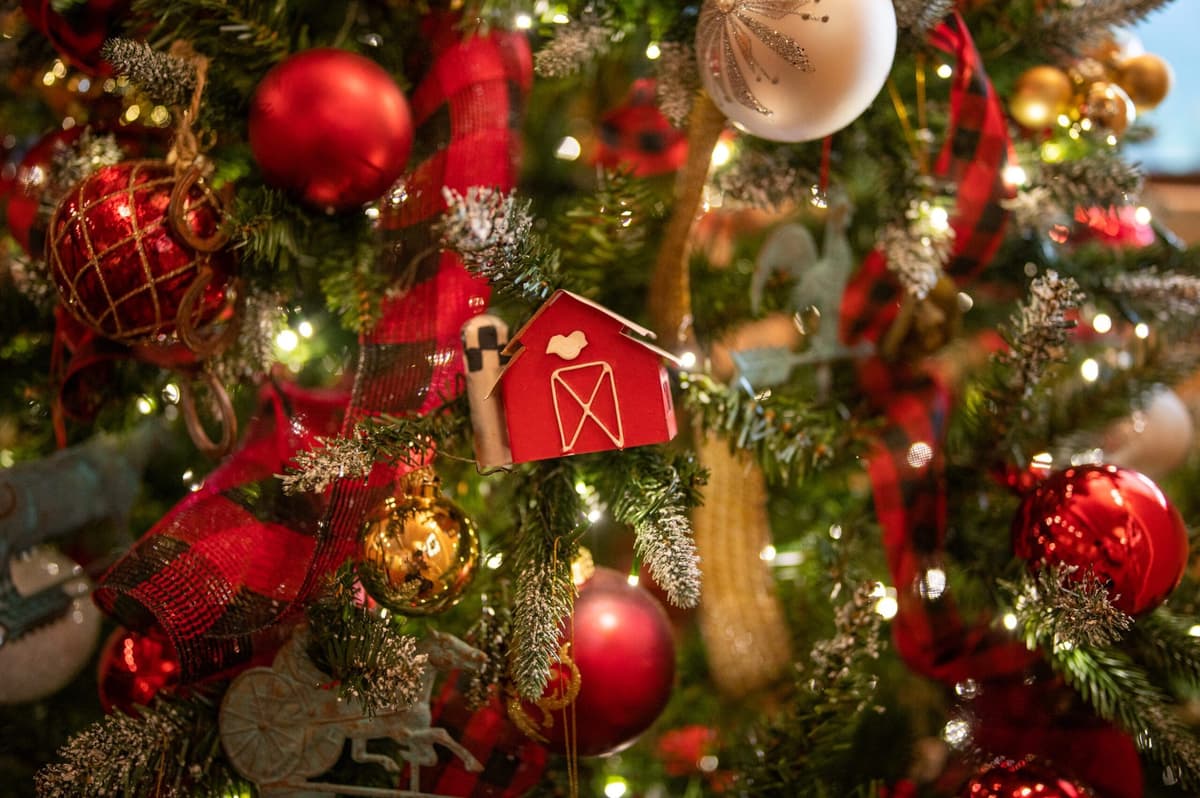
[1, 0, 1199, 796]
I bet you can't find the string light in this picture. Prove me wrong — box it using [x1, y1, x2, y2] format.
[297, 320, 315, 338]
[678, 350, 697, 369]
[1135, 322, 1150, 339]
[1134, 206, 1153, 225]
[1002, 164, 1028, 187]
[626, 573, 640, 587]
[645, 42, 661, 60]
[275, 329, 300, 352]
[604, 777, 629, 798]
[514, 12, 533, 29]
[710, 139, 733, 168]
[1080, 358, 1100, 382]
[555, 136, 582, 161]
[135, 396, 155, 415]
[1091, 313, 1112, 333]
[1003, 613, 1019, 630]
[759, 545, 777, 561]
[936, 63, 953, 79]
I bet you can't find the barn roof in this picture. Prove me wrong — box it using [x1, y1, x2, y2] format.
[491, 289, 682, 389]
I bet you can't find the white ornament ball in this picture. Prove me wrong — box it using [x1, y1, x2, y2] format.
[696, 0, 898, 142]
[1104, 387, 1195, 479]
[0, 547, 101, 704]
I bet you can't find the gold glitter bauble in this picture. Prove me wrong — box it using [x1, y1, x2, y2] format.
[1116, 53, 1172, 111]
[1082, 81, 1136, 136]
[1009, 66, 1074, 129]
[359, 480, 479, 615]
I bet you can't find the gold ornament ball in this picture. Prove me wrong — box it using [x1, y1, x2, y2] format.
[1082, 81, 1136, 136]
[1009, 66, 1074, 128]
[359, 481, 479, 615]
[1117, 53, 1173, 111]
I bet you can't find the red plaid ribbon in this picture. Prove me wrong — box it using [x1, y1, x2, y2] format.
[840, 13, 1033, 683]
[94, 20, 531, 680]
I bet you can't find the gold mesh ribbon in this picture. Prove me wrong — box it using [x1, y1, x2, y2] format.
[693, 433, 792, 696]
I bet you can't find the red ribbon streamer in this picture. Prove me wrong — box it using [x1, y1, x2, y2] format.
[95, 21, 532, 680]
[839, 12, 1033, 684]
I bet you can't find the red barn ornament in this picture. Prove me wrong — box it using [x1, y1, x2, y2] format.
[492, 291, 679, 464]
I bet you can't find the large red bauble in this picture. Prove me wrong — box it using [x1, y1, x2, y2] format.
[248, 49, 413, 211]
[46, 160, 234, 344]
[530, 567, 675, 757]
[97, 627, 181, 715]
[961, 758, 1095, 798]
[1013, 464, 1188, 615]
[6, 128, 83, 256]
[21, 0, 130, 76]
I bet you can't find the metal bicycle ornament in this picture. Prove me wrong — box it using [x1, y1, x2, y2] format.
[220, 628, 487, 797]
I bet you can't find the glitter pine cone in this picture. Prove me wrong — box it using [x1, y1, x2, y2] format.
[46, 160, 235, 346]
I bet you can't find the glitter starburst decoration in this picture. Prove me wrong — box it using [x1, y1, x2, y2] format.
[696, 0, 829, 116]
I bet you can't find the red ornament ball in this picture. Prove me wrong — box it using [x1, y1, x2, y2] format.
[21, 0, 130, 75]
[520, 567, 675, 757]
[1013, 464, 1188, 615]
[248, 49, 413, 210]
[962, 758, 1095, 798]
[97, 627, 181, 715]
[46, 160, 234, 344]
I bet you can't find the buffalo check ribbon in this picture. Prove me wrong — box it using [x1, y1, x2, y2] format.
[840, 13, 1034, 683]
[95, 19, 531, 681]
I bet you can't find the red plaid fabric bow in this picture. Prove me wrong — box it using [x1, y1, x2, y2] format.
[95, 19, 531, 680]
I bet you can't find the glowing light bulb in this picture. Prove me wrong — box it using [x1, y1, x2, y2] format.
[1091, 313, 1112, 334]
[1080, 358, 1100, 383]
[555, 136, 582, 161]
[710, 139, 733, 168]
[276, 329, 299, 352]
[645, 42, 661, 60]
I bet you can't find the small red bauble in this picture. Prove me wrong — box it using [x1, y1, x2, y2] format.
[46, 160, 234, 344]
[1013, 464, 1188, 615]
[97, 627, 181, 715]
[6, 128, 83, 256]
[21, 0, 130, 75]
[961, 758, 1095, 798]
[248, 49, 413, 211]
[518, 567, 675, 757]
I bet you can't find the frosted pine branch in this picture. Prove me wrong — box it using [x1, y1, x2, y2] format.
[808, 583, 884, 704]
[1039, 0, 1173, 53]
[635, 498, 701, 609]
[1005, 564, 1133, 651]
[711, 147, 811, 212]
[893, 0, 954, 37]
[510, 557, 574, 699]
[879, 200, 955, 299]
[440, 187, 532, 269]
[1107, 271, 1200, 318]
[1040, 149, 1143, 211]
[100, 38, 197, 107]
[1002, 185, 1059, 232]
[655, 42, 698, 127]
[1004, 271, 1083, 396]
[282, 436, 374, 494]
[37, 696, 240, 797]
[534, 15, 614, 78]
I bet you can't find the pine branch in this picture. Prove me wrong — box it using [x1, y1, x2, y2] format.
[282, 397, 470, 495]
[1132, 609, 1200, 690]
[737, 583, 886, 796]
[591, 447, 707, 609]
[679, 372, 855, 485]
[1038, 0, 1173, 54]
[36, 694, 247, 798]
[879, 199, 956, 299]
[1054, 645, 1200, 790]
[711, 146, 814, 212]
[1000, 564, 1132, 651]
[306, 567, 427, 717]
[100, 39, 197, 107]
[551, 169, 658, 279]
[508, 461, 583, 699]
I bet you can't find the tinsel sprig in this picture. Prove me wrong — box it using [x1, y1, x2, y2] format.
[893, 0, 955, 38]
[879, 199, 956, 299]
[654, 41, 698, 127]
[305, 567, 427, 717]
[590, 447, 707, 609]
[679, 372, 854, 485]
[508, 461, 582, 699]
[36, 694, 246, 798]
[1001, 564, 1132, 651]
[1002, 271, 1084, 398]
[1106, 270, 1200, 319]
[533, 12, 615, 78]
[1039, 149, 1144, 212]
[100, 38, 197, 107]
[711, 145, 814, 212]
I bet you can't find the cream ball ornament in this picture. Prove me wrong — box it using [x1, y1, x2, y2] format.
[1104, 387, 1194, 479]
[696, 0, 897, 142]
